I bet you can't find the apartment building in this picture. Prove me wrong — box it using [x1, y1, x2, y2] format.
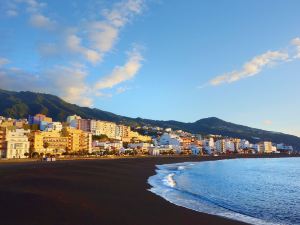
[95, 121, 117, 139]
[5, 129, 30, 158]
[0, 128, 7, 157]
[258, 141, 273, 153]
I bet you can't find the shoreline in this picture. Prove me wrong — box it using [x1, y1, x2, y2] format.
[0, 155, 298, 225]
[0, 152, 298, 165]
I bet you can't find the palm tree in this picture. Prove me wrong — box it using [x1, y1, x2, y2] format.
[43, 142, 50, 155]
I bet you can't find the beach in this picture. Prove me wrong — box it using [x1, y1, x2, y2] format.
[0, 155, 295, 225]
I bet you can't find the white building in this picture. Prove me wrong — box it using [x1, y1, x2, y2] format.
[149, 147, 160, 156]
[149, 146, 174, 156]
[159, 133, 182, 146]
[165, 128, 172, 132]
[239, 139, 250, 149]
[90, 120, 97, 134]
[4, 129, 30, 159]
[190, 145, 200, 155]
[250, 144, 260, 153]
[202, 138, 215, 154]
[215, 139, 235, 153]
[215, 140, 224, 153]
[92, 141, 123, 150]
[277, 143, 293, 152]
[128, 143, 152, 150]
[225, 140, 235, 152]
[46, 122, 63, 132]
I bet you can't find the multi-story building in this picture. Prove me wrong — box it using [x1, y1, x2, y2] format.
[4, 129, 30, 159]
[46, 122, 63, 132]
[95, 121, 117, 139]
[0, 128, 7, 157]
[277, 143, 293, 153]
[215, 139, 225, 153]
[215, 139, 235, 153]
[77, 119, 92, 132]
[28, 114, 52, 130]
[93, 141, 123, 150]
[67, 128, 92, 153]
[181, 137, 193, 149]
[250, 143, 260, 153]
[258, 141, 273, 153]
[32, 128, 92, 154]
[159, 133, 182, 146]
[202, 138, 215, 154]
[232, 138, 241, 152]
[32, 131, 68, 154]
[67, 115, 82, 128]
[28, 114, 52, 125]
[128, 142, 151, 151]
[115, 125, 131, 140]
[90, 120, 97, 134]
[239, 139, 250, 149]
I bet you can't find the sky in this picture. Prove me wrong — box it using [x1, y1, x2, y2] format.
[0, 0, 300, 137]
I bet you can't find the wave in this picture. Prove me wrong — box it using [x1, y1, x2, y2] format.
[147, 162, 278, 225]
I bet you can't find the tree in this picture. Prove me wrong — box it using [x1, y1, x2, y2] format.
[43, 142, 50, 153]
[123, 142, 129, 148]
[31, 152, 40, 158]
[24, 152, 29, 158]
[92, 134, 109, 141]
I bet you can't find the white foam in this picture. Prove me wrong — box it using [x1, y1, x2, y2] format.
[148, 162, 279, 225]
[163, 173, 176, 187]
[177, 165, 186, 170]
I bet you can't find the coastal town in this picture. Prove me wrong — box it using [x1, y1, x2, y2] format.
[0, 114, 295, 160]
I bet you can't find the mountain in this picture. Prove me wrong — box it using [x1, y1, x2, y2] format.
[0, 89, 299, 150]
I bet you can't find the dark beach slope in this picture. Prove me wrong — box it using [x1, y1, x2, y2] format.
[0, 155, 293, 225]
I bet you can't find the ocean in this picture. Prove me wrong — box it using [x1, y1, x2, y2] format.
[148, 158, 300, 225]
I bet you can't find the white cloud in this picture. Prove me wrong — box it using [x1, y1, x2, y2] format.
[95, 48, 143, 90]
[203, 37, 300, 87]
[0, 58, 10, 67]
[0, 64, 93, 107]
[103, 0, 144, 27]
[29, 14, 56, 30]
[7, 0, 54, 29]
[44, 65, 92, 106]
[0, 47, 144, 106]
[209, 51, 289, 86]
[291, 37, 300, 58]
[36, 0, 145, 64]
[0, 1, 146, 104]
[65, 34, 102, 64]
[88, 22, 119, 53]
[85, 0, 145, 61]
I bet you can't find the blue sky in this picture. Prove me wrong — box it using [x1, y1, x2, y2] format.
[0, 0, 300, 136]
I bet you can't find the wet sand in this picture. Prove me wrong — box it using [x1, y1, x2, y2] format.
[0, 155, 295, 225]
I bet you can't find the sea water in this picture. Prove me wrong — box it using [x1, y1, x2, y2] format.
[148, 158, 300, 225]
